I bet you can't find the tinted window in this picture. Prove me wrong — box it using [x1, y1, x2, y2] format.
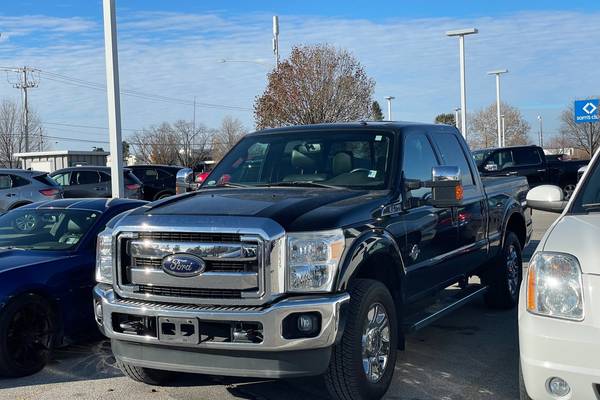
[157, 169, 172, 180]
[514, 148, 542, 165]
[99, 172, 111, 182]
[0, 175, 11, 189]
[74, 171, 100, 185]
[572, 160, 600, 213]
[11, 175, 30, 188]
[142, 168, 159, 182]
[52, 172, 70, 186]
[492, 150, 515, 170]
[431, 133, 474, 186]
[403, 133, 439, 200]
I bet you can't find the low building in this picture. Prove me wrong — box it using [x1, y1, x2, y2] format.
[13, 150, 110, 172]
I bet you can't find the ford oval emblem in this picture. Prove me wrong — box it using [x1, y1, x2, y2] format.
[162, 253, 206, 277]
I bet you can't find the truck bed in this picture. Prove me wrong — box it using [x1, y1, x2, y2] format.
[481, 175, 529, 205]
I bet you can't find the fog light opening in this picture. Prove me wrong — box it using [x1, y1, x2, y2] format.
[548, 377, 570, 397]
[94, 300, 103, 323]
[298, 314, 318, 334]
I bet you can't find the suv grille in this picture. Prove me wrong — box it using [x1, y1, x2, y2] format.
[133, 257, 255, 273]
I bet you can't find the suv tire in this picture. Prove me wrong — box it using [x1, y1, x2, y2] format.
[117, 360, 176, 385]
[482, 231, 523, 309]
[325, 279, 398, 400]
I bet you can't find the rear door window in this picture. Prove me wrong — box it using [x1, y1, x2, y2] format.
[52, 172, 71, 186]
[74, 171, 100, 185]
[0, 175, 11, 189]
[11, 175, 30, 188]
[514, 148, 542, 166]
[430, 133, 475, 186]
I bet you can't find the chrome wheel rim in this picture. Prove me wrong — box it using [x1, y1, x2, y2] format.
[564, 184, 576, 200]
[506, 244, 520, 297]
[361, 302, 390, 383]
[15, 214, 36, 232]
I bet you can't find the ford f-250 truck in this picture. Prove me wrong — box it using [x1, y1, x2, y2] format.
[94, 122, 532, 400]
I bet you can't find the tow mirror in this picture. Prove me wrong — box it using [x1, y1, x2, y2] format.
[526, 185, 567, 213]
[176, 168, 196, 195]
[484, 162, 498, 172]
[429, 166, 463, 207]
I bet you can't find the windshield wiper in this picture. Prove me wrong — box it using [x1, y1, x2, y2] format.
[582, 203, 600, 211]
[264, 181, 341, 189]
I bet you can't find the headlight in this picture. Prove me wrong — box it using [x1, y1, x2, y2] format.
[96, 228, 114, 284]
[526, 252, 584, 321]
[287, 229, 345, 293]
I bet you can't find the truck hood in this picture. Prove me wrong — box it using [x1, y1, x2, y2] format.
[542, 213, 600, 275]
[135, 187, 392, 231]
[0, 250, 73, 274]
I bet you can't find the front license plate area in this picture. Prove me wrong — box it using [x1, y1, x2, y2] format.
[158, 317, 199, 344]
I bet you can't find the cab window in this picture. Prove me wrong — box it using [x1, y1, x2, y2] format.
[430, 133, 475, 186]
[403, 133, 439, 200]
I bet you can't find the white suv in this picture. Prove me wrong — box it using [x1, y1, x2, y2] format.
[519, 151, 600, 399]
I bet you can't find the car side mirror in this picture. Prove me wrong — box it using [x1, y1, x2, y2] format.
[526, 185, 567, 213]
[175, 168, 196, 195]
[484, 162, 498, 172]
[429, 166, 464, 208]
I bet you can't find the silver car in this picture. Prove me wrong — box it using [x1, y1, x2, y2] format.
[0, 169, 63, 212]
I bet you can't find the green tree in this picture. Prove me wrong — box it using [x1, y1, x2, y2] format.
[435, 113, 455, 126]
[371, 101, 384, 121]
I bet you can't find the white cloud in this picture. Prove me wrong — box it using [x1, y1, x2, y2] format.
[0, 9, 598, 149]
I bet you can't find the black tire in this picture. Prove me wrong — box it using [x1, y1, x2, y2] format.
[117, 360, 176, 385]
[519, 360, 533, 400]
[325, 279, 398, 400]
[482, 231, 523, 309]
[154, 192, 174, 201]
[562, 183, 576, 200]
[0, 293, 56, 377]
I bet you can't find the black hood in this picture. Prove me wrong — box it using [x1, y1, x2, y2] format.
[137, 188, 391, 231]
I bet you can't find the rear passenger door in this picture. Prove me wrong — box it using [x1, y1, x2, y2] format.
[512, 147, 546, 186]
[69, 170, 103, 198]
[395, 132, 458, 298]
[430, 132, 488, 275]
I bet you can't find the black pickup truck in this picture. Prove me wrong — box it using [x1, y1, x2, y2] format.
[94, 122, 531, 400]
[473, 145, 588, 199]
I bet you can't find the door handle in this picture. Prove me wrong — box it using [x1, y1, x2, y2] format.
[95, 187, 105, 191]
[506, 171, 518, 176]
[537, 169, 546, 173]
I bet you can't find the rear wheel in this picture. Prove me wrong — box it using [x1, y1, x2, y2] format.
[0, 294, 56, 377]
[482, 232, 523, 309]
[562, 183, 576, 200]
[325, 279, 398, 400]
[117, 360, 176, 385]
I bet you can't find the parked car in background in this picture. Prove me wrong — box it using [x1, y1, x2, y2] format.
[0, 198, 146, 377]
[519, 151, 600, 399]
[473, 145, 588, 199]
[128, 165, 185, 201]
[50, 166, 143, 199]
[0, 169, 62, 212]
[94, 122, 531, 400]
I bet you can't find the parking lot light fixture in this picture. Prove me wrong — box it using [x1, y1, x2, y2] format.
[385, 96, 395, 121]
[487, 69, 509, 148]
[446, 28, 478, 140]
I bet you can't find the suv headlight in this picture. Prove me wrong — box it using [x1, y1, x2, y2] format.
[96, 228, 114, 284]
[526, 252, 584, 321]
[286, 229, 345, 293]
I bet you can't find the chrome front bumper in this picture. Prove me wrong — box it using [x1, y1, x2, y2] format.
[94, 284, 349, 352]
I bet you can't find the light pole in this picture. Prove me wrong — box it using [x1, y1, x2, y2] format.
[385, 96, 395, 121]
[501, 114, 506, 147]
[272, 16, 280, 66]
[487, 69, 508, 148]
[454, 107, 461, 129]
[537, 115, 543, 147]
[446, 28, 478, 140]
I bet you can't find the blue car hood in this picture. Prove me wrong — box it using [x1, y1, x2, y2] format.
[0, 249, 74, 273]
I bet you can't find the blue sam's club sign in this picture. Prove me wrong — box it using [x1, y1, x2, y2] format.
[574, 99, 599, 124]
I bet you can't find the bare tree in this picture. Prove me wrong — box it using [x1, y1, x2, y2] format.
[254, 44, 375, 129]
[0, 99, 45, 167]
[212, 116, 247, 162]
[469, 102, 531, 149]
[559, 104, 600, 157]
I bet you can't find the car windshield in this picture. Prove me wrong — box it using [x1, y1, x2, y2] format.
[203, 131, 393, 190]
[472, 150, 492, 166]
[0, 209, 101, 251]
[571, 159, 600, 213]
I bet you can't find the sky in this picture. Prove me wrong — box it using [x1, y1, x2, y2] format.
[1, 0, 599, 150]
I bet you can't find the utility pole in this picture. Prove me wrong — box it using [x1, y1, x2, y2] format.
[12, 67, 39, 153]
[103, 0, 124, 198]
[272, 16, 280, 66]
[537, 115, 543, 148]
[385, 96, 395, 121]
[487, 69, 508, 148]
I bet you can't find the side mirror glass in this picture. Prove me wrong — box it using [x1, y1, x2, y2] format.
[526, 185, 567, 213]
[429, 166, 463, 208]
[175, 168, 195, 195]
[484, 162, 498, 172]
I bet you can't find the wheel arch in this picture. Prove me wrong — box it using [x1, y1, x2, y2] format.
[503, 211, 527, 250]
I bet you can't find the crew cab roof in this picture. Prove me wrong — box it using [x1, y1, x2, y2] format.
[249, 121, 447, 136]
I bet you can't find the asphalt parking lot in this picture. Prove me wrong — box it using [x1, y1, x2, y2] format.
[0, 211, 557, 400]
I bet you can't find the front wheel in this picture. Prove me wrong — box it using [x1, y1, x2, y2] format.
[117, 360, 176, 385]
[325, 279, 398, 400]
[482, 231, 523, 309]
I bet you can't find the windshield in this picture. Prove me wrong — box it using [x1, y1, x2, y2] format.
[571, 160, 599, 213]
[0, 209, 101, 250]
[203, 131, 393, 190]
[472, 150, 492, 166]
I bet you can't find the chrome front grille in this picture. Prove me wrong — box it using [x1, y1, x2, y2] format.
[116, 231, 266, 305]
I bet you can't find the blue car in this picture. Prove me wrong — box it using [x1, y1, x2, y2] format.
[0, 198, 146, 377]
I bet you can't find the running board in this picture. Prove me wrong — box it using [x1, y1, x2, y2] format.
[402, 284, 488, 333]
